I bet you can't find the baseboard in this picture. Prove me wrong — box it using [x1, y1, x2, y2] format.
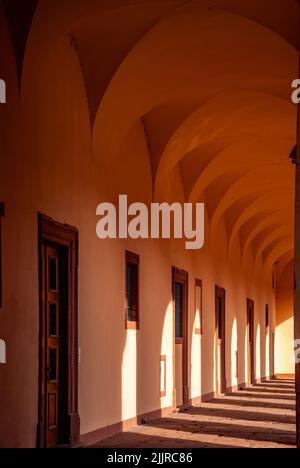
[80, 406, 173, 446]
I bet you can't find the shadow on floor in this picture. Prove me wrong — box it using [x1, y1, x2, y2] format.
[209, 397, 295, 411]
[228, 391, 295, 402]
[186, 406, 296, 425]
[88, 380, 296, 449]
[90, 432, 246, 449]
[243, 387, 295, 395]
[145, 418, 295, 446]
[255, 383, 295, 389]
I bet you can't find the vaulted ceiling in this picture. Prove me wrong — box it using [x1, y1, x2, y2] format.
[2, 0, 299, 275]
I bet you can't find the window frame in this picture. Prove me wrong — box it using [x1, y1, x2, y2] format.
[125, 250, 140, 330]
[173, 268, 188, 346]
[174, 281, 184, 341]
[195, 279, 203, 335]
[265, 304, 269, 333]
[0, 202, 5, 308]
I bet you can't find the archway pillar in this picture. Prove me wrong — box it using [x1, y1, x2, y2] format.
[295, 58, 300, 450]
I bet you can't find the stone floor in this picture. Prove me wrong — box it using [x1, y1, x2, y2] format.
[91, 380, 296, 449]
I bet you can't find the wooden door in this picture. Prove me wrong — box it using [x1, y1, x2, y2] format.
[38, 214, 80, 449]
[172, 268, 189, 409]
[44, 246, 61, 448]
[247, 299, 255, 386]
[215, 287, 226, 395]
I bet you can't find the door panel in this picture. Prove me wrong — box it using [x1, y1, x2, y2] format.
[48, 393, 57, 429]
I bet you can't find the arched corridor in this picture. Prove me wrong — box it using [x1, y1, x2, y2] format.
[0, 0, 299, 449]
[91, 380, 296, 449]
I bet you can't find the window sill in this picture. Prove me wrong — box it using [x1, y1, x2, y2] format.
[175, 337, 184, 345]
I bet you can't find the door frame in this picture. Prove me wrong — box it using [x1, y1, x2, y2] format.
[215, 286, 226, 395]
[247, 299, 255, 386]
[172, 267, 189, 409]
[37, 214, 80, 448]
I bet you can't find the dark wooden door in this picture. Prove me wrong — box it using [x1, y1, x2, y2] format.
[172, 268, 189, 409]
[215, 287, 226, 395]
[38, 214, 80, 449]
[247, 299, 255, 386]
[45, 246, 61, 448]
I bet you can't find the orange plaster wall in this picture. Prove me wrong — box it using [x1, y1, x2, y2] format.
[0, 3, 293, 448]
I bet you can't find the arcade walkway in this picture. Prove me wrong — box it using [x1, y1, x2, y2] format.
[91, 380, 296, 449]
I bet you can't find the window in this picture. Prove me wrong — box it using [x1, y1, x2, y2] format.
[49, 256, 58, 292]
[173, 268, 188, 345]
[175, 282, 183, 338]
[195, 279, 202, 335]
[266, 305, 269, 332]
[125, 251, 139, 329]
[272, 269, 276, 291]
[216, 286, 225, 342]
[217, 296, 223, 340]
[0, 202, 5, 308]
